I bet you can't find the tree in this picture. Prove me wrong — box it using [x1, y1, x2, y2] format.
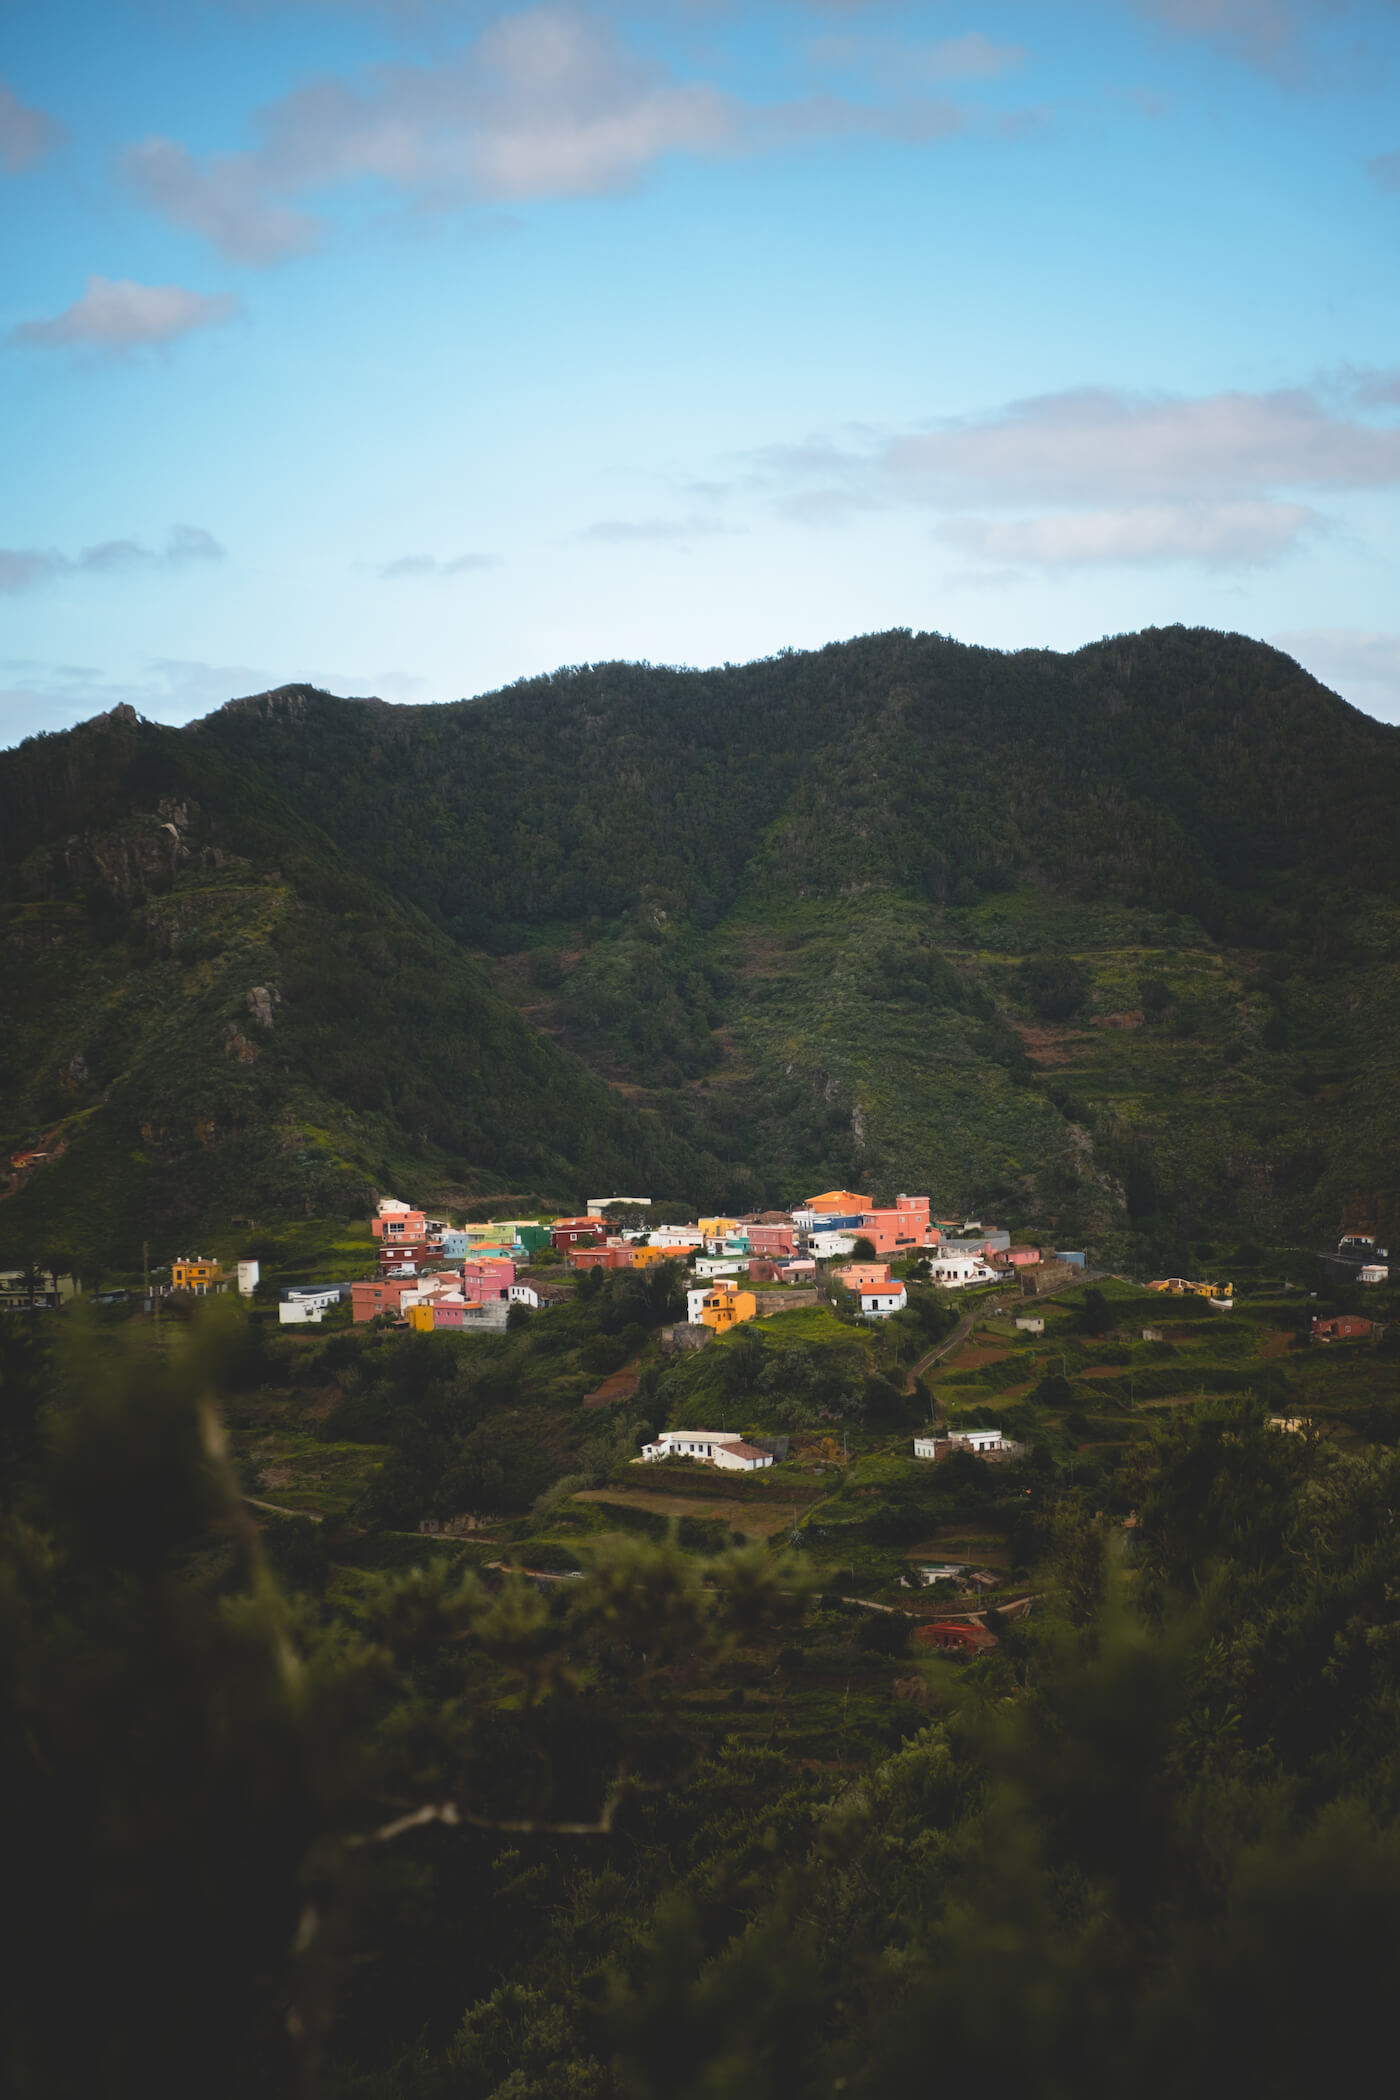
[1077, 1287, 1114, 1336]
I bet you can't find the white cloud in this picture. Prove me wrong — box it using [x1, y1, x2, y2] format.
[123, 5, 995, 261]
[124, 138, 322, 265]
[0, 528, 226, 595]
[935, 500, 1318, 567]
[0, 78, 64, 172]
[7, 276, 239, 352]
[1268, 628, 1400, 723]
[750, 379, 1400, 569]
[875, 386, 1400, 503]
[377, 551, 497, 576]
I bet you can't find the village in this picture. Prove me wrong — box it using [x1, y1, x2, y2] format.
[333, 1188, 1089, 1332]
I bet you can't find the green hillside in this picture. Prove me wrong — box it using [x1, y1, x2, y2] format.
[3, 625, 1398, 1268]
[0, 709, 718, 1272]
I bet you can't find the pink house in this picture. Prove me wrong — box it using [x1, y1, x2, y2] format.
[992, 1246, 1041, 1269]
[748, 1223, 797, 1259]
[459, 1256, 516, 1298]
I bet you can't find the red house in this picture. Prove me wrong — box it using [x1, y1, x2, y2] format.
[1312, 1314, 1375, 1342]
[913, 1620, 999, 1657]
[567, 1242, 632, 1271]
[351, 1275, 425, 1323]
[552, 1217, 606, 1253]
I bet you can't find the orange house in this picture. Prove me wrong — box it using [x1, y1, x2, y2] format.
[807, 1190, 872, 1216]
[833, 1262, 892, 1294]
[171, 1255, 226, 1295]
[372, 1200, 428, 1242]
[699, 1283, 757, 1333]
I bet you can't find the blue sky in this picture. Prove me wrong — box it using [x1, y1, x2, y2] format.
[4, 0, 1400, 742]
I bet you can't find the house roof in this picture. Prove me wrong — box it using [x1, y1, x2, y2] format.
[721, 1440, 769, 1461]
[806, 1190, 872, 1212]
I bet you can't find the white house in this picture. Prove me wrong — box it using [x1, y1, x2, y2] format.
[694, 1255, 746, 1281]
[508, 1282, 557, 1309]
[928, 1255, 998, 1289]
[1360, 1264, 1390, 1285]
[648, 1225, 704, 1249]
[280, 1300, 324, 1325]
[640, 1429, 773, 1471]
[237, 1260, 260, 1296]
[859, 1283, 908, 1318]
[913, 1427, 1010, 1459]
[279, 1283, 350, 1325]
[1015, 1315, 1045, 1334]
[808, 1230, 858, 1258]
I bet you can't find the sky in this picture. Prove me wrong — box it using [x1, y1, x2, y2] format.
[3, 0, 1400, 743]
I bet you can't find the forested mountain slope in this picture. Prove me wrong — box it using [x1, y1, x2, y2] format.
[0, 709, 712, 1269]
[3, 626, 1397, 1266]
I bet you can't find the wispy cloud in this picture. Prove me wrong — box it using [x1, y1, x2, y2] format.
[121, 5, 1003, 262]
[0, 527, 226, 596]
[1367, 145, 1400, 192]
[580, 512, 734, 545]
[0, 655, 269, 747]
[0, 78, 64, 173]
[8, 276, 239, 353]
[376, 551, 497, 577]
[935, 500, 1318, 568]
[751, 380, 1400, 568]
[1269, 627, 1400, 722]
[809, 29, 1026, 86]
[1127, 0, 1363, 79]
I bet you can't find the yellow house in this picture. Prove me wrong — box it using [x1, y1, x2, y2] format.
[631, 1243, 680, 1269]
[697, 1218, 741, 1242]
[700, 1283, 757, 1334]
[171, 1255, 225, 1295]
[405, 1302, 437, 1333]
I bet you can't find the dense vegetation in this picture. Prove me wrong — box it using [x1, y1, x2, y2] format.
[7, 1265, 1400, 2099]
[2, 623, 1398, 1271]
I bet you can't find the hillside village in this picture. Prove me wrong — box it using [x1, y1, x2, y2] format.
[288, 1187, 1092, 1345]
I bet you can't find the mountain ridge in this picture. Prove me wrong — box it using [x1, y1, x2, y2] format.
[2, 625, 1397, 1269]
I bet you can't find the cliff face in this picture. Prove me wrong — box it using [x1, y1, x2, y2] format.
[2, 625, 1397, 1267]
